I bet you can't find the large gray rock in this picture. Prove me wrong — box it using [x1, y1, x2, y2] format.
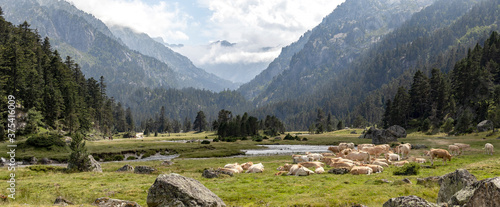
[466, 177, 500, 207]
[93, 197, 141, 207]
[383, 195, 438, 207]
[88, 155, 103, 173]
[202, 169, 220, 179]
[477, 120, 494, 132]
[437, 169, 477, 204]
[147, 173, 226, 207]
[359, 126, 405, 144]
[134, 166, 156, 174]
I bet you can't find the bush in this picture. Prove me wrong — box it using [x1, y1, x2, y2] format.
[28, 165, 65, 172]
[201, 140, 211, 144]
[283, 134, 295, 140]
[213, 138, 220, 142]
[393, 163, 421, 176]
[25, 134, 65, 148]
[127, 156, 137, 160]
[122, 132, 135, 138]
[302, 137, 308, 141]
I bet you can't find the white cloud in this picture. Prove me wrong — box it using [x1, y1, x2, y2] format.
[65, 0, 191, 42]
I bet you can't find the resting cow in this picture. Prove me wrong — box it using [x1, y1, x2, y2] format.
[350, 166, 373, 175]
[328, 146, 341, 153]
[246, 163, 264, 173]
[385, 153, 400, 161]
[240, 162, 253, 170]
[392, 160, 410, 167]
[315, 166, 325, 174]
[358, 144, 374, 151]
[223, 163, 244, 173]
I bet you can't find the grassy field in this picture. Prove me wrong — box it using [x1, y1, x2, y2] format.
[0, 130, 499, 206]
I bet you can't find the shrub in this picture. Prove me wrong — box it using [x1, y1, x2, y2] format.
[67, 133, 90, 172]
[25, 134, 65, 148]
[201, 140, 211, 144]
[393, 163, 420, 176]
[302, 137, 308, 141]
[283, 134, 295, 140]
[28, 165, 65, 172]
[127, 156, 137, 160]
[213, 138, 220, 142]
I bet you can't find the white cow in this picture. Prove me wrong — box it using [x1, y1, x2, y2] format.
[484, 143, 494, 155]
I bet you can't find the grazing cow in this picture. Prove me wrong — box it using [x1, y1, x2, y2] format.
[328, 146, 341, 153]
[345, 151, 371, 163]
[362, 146, 386, 158]
[306, 153, 324, 161]
[350, 166, 373, 175]
[299, 162, 324, 168]
[428, 149, 452, 166]
[292, 154, 310, 163]
[223, 163, 243, 173]
[246, 163, 264, 173]
[240, 162, 253, 170]
[385, 153, 400, 161]
[484, 143, 494, 155]
[358, 144, 374, 151]
[399, 143, 411, 159]
[453, 143, 470, 155]
[371, 161, 389, 168]
[362, 164, 384, 173]
[315, 166, 325, 174]
[392, 160, 410, 167]
[448, 145, 460, 156]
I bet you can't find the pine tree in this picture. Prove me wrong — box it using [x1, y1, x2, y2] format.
[125, 107, 134, 132]
[409, 70, 431, 120]
[391, 87, 411, 128]
[67, 133, 89, 172]
[382, 99, 392, 128]
[193, 111, 207, 132]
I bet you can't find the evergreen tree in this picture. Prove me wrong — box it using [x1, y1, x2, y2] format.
[409, 70, 431, 120]
[125, 107, 135, 132]
[193, 111, 207, 132]
[391, 87, 411, 128]
[315, 108, 325, 134]
[382, 99, 392, 128]
[67, 133, 89, 172]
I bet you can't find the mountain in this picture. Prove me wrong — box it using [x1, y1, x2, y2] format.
[251, 0, 495, 130]
[248, 0, 436, 106]
[238, 30, 312, 100]
[109, 26, 238, 91]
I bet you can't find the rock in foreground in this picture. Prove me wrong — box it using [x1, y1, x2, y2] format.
[383, 195, 437, 207]
[147, 173, 226, 207]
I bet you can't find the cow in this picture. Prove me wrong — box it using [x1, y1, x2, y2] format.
[321, 153, 336, 157]
[448, 145, 460, 156]
[339, 143, 349, 151]
[330, 161, 355, 170]
[240, 162, 253, 170]
[484, 143, 494, 155]
[371, 158, 391, 165]
[392, 160, 410, 167]
[246, 163, 264, 173]
[292, 154, 310, 163]
[350, 166, 373, 175]
[371, 161, 389, 168]
[277, 163, 293, 171]
[299, 162, 324, 168]
[217, 167, 239, 175]
[287, 164, 315, 176]
[306, 153, 324, 161]
[337, 148, 352, 158]
[345, 151, 370, 163]
[362, 164, 384, 173]
[328, 146, 341, 153]
[362, 146, 386, 158]
[453, 143, 470, 155]
[223, 163, 243, 173]
[428, 149, 452, 166]
[323, 157, 355, 167]
[315, 166, 325, 174]
[399, 143, 411, 159]
[385, 153, 400, 161]
[358, 144, 374, 151]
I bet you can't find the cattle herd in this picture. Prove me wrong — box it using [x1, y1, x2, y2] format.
[216, 142, 495, 176]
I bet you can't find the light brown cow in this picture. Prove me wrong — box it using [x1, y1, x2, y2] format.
[362, 146, 386, 158]
[484, 143, 494, 155]
[408, 157, 426, 163]
[292, 154, 310, 163]
[358, 144, 374, 151]
[385, 153, 400, 161]
[428, 149, 452, 165]
[371, 158, 391, 165]
[350, 166, 373, 175]
[306, 153, 324, 161]
[246, 163, 264, 173]
[321, 153, 336, 157]
[223, 163, 244, 173]
[315, 166, 325, 174]
[323, 157, 355, 167]
[240, 162, 253, 170]
[287, 164, 315, 176]
[362, 164, 384, 173]
[448, 145, 460, 156]
[277, 163, 293, 171]
[339, 143, 349, 151]
[337, 148, 353, 158]
[345, 151, 371, 163]
[328, 146, 341, 153]
[299, 162, 324, 168]
[218, 167, 239, 174]
[392, 160, 410, 167]
[331, 162, 355, 170]
[371, 161, 389, 168]
[454, 143, 470, 155]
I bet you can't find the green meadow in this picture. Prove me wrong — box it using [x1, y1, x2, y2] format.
[0, 129, 499, 206]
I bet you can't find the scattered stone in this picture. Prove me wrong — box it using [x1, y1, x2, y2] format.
[402, 178, 412, 184]
[387, 125, 407, 138]
[383, 195, 438, 207]
[359, 125, 407, 144]
[417, 176, 440, 186]
[477, 120, 494, 132]
[40, 158, 52, 164]
[465, 177, 500, 207]
[328, 168, 350, 175]
[437, 169, 477, 204]
[116, 164, 134, 172]
[147, 173, 226, 207]
[93, 197, 141, 207]
[162, 160, 174, 166]
[88, 155, 103, 173]
[134, 166, 156, 174]
[202, 169, 220, 179]
[54, 196, 73, 206]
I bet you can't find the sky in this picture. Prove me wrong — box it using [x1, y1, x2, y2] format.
[64, 0, 345, 82]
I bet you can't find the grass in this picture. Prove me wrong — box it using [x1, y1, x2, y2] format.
[0, 130, 499, 206]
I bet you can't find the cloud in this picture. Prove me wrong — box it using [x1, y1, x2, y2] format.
[65, 0, 191, 42]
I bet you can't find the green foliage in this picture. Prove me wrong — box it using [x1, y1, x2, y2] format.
[27, 165, 65, 173]
[393, 162, 421, 176]
[25, 134, 65, 148]
[67, 133, 89, 172]
[441, 118, 455, 133]
[201, 140, 211, 144]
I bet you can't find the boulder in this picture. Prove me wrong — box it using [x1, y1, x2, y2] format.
[162, 160, 174, 166]
[401, 178, 412, 184]
[93, 197, 141, 207]
[54, 196, 73, 206]
[40, 157, 52, 164]
[116, 164, 134, 172]
[360, 127, 399, 144]
[202, 169, 220, 179]
[88, 155, 103, 173]
[437, 169, 477, 204]
[134, 166, 156, 174]
[147, 173, 226, 207]
[477, 120, 494, 132]
[387, 125, 407, 138]
[328, 168, 350, 175]
[383, 195, 438, 207]
[465, 177, 500, 207]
